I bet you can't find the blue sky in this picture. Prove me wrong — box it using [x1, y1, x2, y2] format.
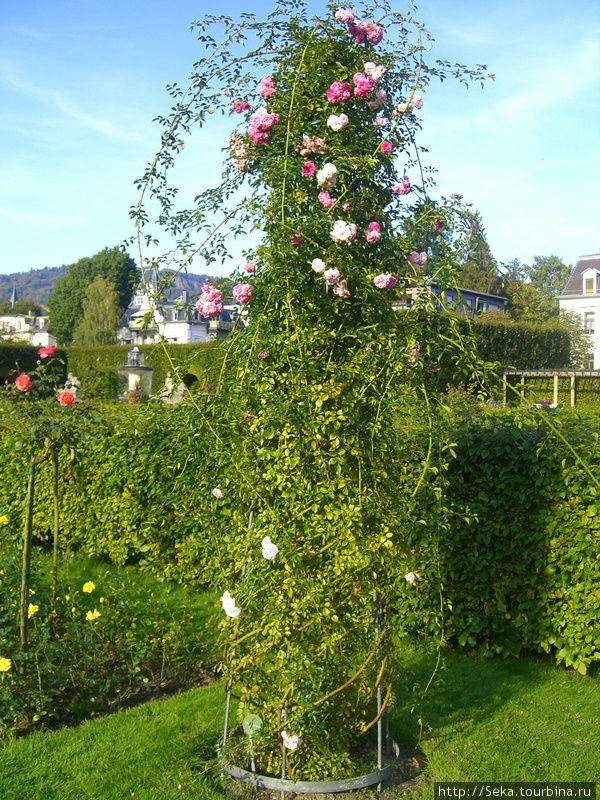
[1, 0, 599, 277]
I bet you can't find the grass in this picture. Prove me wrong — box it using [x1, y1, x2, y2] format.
[1, 641, 598, 799]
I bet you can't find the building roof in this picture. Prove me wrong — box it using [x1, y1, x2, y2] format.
[559, 254, 600, 296]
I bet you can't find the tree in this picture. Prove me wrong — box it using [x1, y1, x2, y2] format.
[526, 254, 571, 304]
[0, 298, 42, 316]
[72, 276, 121, 346]
[48, 247, 137, 344]
[455, 211, 501, 294]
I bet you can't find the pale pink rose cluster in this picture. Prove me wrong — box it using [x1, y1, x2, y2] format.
[367, 89, 387, 110]
[313, 258, 350, 298]
[409, 251, 428, 266]
[221, 590, 242, 618]
[248, 107, 280, 146]
[233, 98, 250, 113]
[295, 134, 328, 156]
[318, 191, 334, 208]
[334, 9, 384, 45]
[373, 273, 397, 289]
[244, 262, 256, 274]
[232, 283, 253, 304]
[230, 132, 250, 172]
[392, 176, 411, 195]
[258, 74, 276, 100]
[364, 61, 386, 82]
[330, 219, 357, 244]
[397, 95, 424, 113]
[326, 81, 352, 104]
[316, 163, 338, 189]
[196, 284, 223, 319]
[312, 258, 326, 274]
[326, 113, 349, 132]
[365, 221, 381, 243]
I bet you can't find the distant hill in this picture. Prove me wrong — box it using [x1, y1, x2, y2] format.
[0, 266, 67, 307]
[0, 266, 220, 309]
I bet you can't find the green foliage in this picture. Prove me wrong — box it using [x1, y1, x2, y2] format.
[396, 409, 600, 674]
[48, 247, 138, 345]
[0, 552, 218, 739]
[526, 254, 571, 303]
[72, 276, 121, 346]
[64, 342, 225, 395]
[0, 344, 66, 386]
[470, 313, 571, 369]
[0, 299, 42, 316]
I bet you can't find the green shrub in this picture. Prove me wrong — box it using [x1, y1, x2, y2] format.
[0, 344, 67, 385]
[396, 409, 600, 673]
[470, 314, 571, 369]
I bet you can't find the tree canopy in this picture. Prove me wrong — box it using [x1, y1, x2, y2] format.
[72, 276, 121, 346]
[48, 247, 137, 344]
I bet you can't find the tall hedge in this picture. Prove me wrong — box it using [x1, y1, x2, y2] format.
[1, 404, 598, 672]
[469, 315, 571, 369]
[65, 342, 225, 394]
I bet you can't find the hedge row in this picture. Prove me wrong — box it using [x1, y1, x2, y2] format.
[468, 315, 571, 369]
[65, 342, 226, 394]
[0, 344, 67, 383]
[1, 404, 598, 671]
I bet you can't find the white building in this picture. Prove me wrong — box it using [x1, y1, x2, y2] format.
[557, 254, 600, 369]
[117, 275, 234, 346]
[0, 313, 56, 347]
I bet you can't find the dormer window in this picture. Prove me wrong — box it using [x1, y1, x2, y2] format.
[585, 277, 594, 294]
[583, 268, 599, 295]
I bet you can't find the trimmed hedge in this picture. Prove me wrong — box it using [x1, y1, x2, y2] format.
[397, 409, 600, 673]
[65, 342, 226, 394]
[469, 315, 571, 369]
[1, 403, 598, 671]
[0, 343, 67, 384]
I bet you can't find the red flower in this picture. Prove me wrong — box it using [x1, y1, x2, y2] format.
[15, 374, 32, 392]
[380, 141, 392, 153]
[57, 390, 75, 406]
[37, 345, 56, 359]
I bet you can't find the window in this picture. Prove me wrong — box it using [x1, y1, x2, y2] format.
[585, 276, 595, 294]
[584, 312, 595, 334]
[583, 356, 595, 370]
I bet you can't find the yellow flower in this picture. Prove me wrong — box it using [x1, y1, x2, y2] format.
[99, 597, 105, 604]
[0, 515, 9, 526]
[65, 594, 70, 601]
[28, 603, 39, 619]
[0, 657, 11, 673]
[86, 609, 101, 622]
[82, 581, 96, 594]
[71, 607, 76, 614]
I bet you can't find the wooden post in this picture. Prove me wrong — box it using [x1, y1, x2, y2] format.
[520, 374, 525, 402]
[571, 374, 576, 407]
[503, 373, 507, 407]
[553, 375, 559, 405]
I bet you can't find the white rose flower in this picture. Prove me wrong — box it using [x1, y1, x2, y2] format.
[261, 536, 279, 561]
[404, 572, 418, 585]
[330, 220, 357, 244]
[326, 113, 349, 132]
[364, 62, 386, 82]
[316, 162, 338, 188]
[323, 268, 340, 285]
[221, 590, 242, 617]
[281, 730, 302, 750]
[311, 258, 326, 273]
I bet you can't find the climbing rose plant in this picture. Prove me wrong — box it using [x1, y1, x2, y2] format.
[133, 0, 490, 781]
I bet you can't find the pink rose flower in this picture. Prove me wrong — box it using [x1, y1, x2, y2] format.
[392, 177, 411, 195]
[212, 487, 224, 499]
[364, 22, 383, 44]
[380, 141, 392, 153]
[326, 81, 352, 104]
[258, 75, 276, 100]
[412, 95, 423, 109]
[290, 232, 304, 245]
[342, 202, 351, 211]
[302, 161, 316, 177]
[409, 251, 428, 266]
[333, 279, 350, 298]
[196, 284, 223, 319]
[375, 117, 388, 127]
[433, 218, 444, 232]
[365, 221, 381, 243]
[232, 283, 253, 304]
[347, 20, 367, 44]
[233, 99, 250, 113]
[15, 374, 32, 392]
[37, 345, 56, 359]
[323, 268, 340, 285]
[258, 350, 268, 360]
[373, 273, 397, 289]
[244, 262, 256, 273]
[318, 191, 334, 208]
[353, 72, 375, 98]
[335, 8, 355, 23]
[248, 107, 280, 146]
[57, 389, 74, 406]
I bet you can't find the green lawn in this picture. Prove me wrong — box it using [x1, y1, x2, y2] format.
[1, 643, 598, 799]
